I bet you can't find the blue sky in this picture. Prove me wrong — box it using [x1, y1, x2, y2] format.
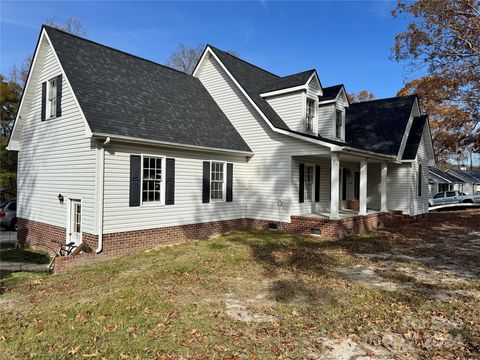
[1, 1, 413, 98]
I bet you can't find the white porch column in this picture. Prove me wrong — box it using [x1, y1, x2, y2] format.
[330, 152, 340, 220]
[359, 158, 368, 216]
[380, 162, 388, 212]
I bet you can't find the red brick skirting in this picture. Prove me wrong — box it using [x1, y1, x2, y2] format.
[18, 212, 400, 274]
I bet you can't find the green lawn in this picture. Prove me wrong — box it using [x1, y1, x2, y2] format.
[1, 211, 479, 359]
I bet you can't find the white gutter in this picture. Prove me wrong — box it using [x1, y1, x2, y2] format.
[96, 136, 110, 254]
[341, 146, 399, 162]
[91, 132, 254, 157]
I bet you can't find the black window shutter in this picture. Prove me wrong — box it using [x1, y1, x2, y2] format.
[299, 163, 305, 203]
[129, 155, 141, 207]
[226, 163, 233, 202]
[56, 74, 62, 117]
[202, 161, 210, 203]
[41, 82, 46, 121]
[165, 158, 175, 205]
[315, 165, 320, 202]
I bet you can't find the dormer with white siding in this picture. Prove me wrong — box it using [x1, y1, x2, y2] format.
[261, 71, 322, 134]
[317, 84, 349, 141]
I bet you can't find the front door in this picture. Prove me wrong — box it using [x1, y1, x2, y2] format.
[69, 200, 82, 245]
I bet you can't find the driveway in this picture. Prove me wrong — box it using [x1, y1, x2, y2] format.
[0, 228, 17, 247]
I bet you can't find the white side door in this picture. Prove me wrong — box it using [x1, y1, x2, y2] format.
[69, 200, 82, 245]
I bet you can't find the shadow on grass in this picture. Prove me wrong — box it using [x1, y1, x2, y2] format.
[0, 249, 51, 264]
[223, 211, 480, 304]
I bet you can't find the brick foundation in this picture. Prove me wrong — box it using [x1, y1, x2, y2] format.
[18, 212, 399, 273]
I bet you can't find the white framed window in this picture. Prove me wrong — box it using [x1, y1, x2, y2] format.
[48, 77, 57, 118]
[142, 155, 163, 204]
[335, 109, 343, 139]
[210, 161, 225, 201]
[305, 165, 314, 201]
[306, 98, 315, 133]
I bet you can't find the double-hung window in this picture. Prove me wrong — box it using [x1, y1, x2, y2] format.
[142, 156, 163, 203]
[48, 78, 57, 118]
[211, 161, 224, 201]
[306, 98, 315, 133]
[305, 165, 314, 201]
[335, 109, 343, 139]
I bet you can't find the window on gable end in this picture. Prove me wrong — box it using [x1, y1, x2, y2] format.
[306, 98, 315, 133]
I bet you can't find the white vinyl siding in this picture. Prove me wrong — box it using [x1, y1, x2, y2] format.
[102, 144, 246, 233]
[409, 126, 430, 215]
[16, 37, 97, 234]
[197, 53, 326, 223]
[318, 104, 335, 139]
[387, 164, 411, 214]
[265, 91, 304, 132]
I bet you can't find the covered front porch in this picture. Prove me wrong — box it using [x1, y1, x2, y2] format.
[291, 151, 390, 220]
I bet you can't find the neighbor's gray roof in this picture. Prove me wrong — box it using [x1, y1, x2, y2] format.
[429, 167, 465, 184]
[447, 169, 480, 184]
[345, 95, 417, 156]
[45, 26, 251, 153]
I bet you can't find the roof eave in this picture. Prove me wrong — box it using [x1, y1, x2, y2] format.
[91, 132, 254, 156]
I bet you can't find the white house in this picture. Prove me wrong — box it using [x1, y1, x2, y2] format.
[8, 26, 435, 267]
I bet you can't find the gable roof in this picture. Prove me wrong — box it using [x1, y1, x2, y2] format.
[208, 46, 291, 131]
[402, 115, 428, 160]
[447, 169, 480, 184]
[319, 84, 344, 101]
[429, 166, 464, 184]
[44, 26, 251, 154]
[345, 95, 417, 156]
[261, 70, 316, 93]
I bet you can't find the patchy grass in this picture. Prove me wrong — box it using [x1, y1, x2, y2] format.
[0, 210, 479, 359]
[0, 248, 51, 264]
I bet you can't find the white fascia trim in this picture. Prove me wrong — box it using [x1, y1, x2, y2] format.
[7, 30, 46, 151]
[342, 146, 400, 163]
[307, 71, 323, 96]
[317, 98, 338, 106]
[194, 47, 340, 151]
[397, 98, 419, 161]
[91, 132, 254, 156]
[428, 171, 455, 184]
[260, 85, 307, 98]
[43, 30, 93, 138]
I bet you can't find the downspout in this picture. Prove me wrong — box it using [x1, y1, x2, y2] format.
[96, 137, 110, 254]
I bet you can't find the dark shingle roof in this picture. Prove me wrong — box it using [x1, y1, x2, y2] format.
[345, 95, 417, 156]
[45, 26, 251, 153]
[429, 166, 464, 184]
[402, 115, 428, 160]
[208, 46, 349, 147]
[261, 70, 315, 93]
[319, 84, 343, 101]
[447, 169, 480, 184]
[208, 46, 290, 130]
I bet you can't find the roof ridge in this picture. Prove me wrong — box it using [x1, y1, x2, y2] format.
[280, 69, 315, 79]
[323, 84, 344, 89]
[43, 25, 194, 79]
[349, 94, 417, 106]
[208, 44, 281, 79]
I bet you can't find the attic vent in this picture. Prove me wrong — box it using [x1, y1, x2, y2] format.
[268, 223, 278, 230]
[311, 228, 321, 236]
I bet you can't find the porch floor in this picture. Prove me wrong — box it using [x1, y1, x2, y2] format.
[301, 209, 379, 219]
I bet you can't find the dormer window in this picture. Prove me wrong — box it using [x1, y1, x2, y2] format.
[335, 109, 343, 139]
[306, 98, 315, 132]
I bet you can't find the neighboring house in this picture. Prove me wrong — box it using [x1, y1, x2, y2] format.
[447, 169, 480, 195]
[428, 166, 465, 195]
[8, 26, 435, 268]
